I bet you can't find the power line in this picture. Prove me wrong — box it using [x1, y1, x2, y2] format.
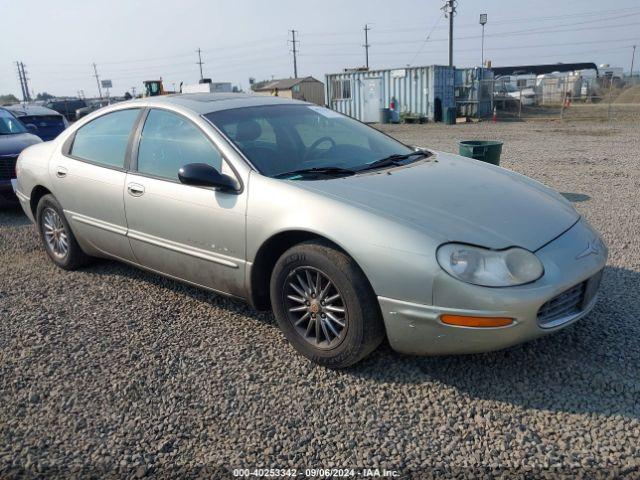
[304, 36, 640, 58]
[315, 19, 639, 48]
[408, 13, 445, 66]
[300, 6, 640, 37]
[299, 10, 640, 46]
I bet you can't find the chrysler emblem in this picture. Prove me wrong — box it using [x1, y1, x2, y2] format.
[576, 240, 601, 259]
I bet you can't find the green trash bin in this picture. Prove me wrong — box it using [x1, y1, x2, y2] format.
[459, 140, 503, 166]
[379, 108, 391, 124]
[445, 107, 457, 125]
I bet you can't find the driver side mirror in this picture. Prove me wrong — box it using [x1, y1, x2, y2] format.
[178, 163, 240, 193]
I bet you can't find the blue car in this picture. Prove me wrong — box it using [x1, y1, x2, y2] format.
[0, 108, 41, 203]
[4, 104, 69, 141]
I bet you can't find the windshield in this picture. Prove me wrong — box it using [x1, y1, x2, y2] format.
[204, 104, 414, 178]
[0, 109, 27, 135]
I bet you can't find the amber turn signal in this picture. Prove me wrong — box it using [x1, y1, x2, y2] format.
[441, 315, 513, 328]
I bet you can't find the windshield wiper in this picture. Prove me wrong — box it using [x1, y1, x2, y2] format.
[274, 166, 356, 179]
[356, 150, 430, 172]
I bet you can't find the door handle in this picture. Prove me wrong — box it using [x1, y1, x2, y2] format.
[56, 166, 67, 178]
[127, 183, 145, 196]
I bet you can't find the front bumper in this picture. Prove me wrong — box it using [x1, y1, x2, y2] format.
[379, 218, 607, 355]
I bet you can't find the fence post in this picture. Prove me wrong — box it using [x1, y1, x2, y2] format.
[560, 79, 567, 121]
[518, 84, 522, 118]
[607, 77, 614, 123]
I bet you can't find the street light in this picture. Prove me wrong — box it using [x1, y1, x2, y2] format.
[480, 13, 487, 68]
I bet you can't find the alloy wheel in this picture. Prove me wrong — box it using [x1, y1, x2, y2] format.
[283, 266, 348, 350]
[42, 207, 69, 259]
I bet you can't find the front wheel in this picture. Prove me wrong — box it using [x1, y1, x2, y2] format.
[270, 240, 385, 368]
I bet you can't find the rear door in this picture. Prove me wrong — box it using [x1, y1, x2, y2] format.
[123, 108, 247, 297]
[51, 108, 142, 261]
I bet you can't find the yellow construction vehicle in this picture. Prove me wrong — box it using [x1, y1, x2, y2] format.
[143, 80, 165, 97]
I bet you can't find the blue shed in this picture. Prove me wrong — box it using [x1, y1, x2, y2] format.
[325, 65, 455, 123]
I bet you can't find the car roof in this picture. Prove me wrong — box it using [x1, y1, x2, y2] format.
[4, 104, 63, 117]
[123, 93, 310, 115]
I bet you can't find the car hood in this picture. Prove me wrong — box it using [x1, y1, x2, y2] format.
[0, 133, 42, 155]
[295, 152, 579, 251]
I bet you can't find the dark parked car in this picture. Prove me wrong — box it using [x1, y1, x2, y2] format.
[44, 98, 87, 122]
[75, 100, 110, 120]
[5, 104, 69, 141]
[0, 108, 41, 203]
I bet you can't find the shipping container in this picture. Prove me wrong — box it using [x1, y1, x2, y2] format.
[325, 66, 455, 122]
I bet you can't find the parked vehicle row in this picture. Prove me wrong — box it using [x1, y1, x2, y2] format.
[0, 108, 41, 203]
[12, 94, 607, 368]
[4, 104, 69, 141]
[494, 83, 537, 106]
[75, 100, 110, 120]
[0, 98, 116, 204]
[44, 98, 87, 122]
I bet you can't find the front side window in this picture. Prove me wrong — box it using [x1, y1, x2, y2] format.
[205, 105, 413, 178]
[0, 109, 27, 135]
[137, 109, 223, 181]
[70, 109, 139, 168]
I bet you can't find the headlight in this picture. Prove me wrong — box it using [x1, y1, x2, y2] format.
[436, 243, 543, 287]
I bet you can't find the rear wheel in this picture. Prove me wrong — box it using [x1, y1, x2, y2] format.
[270, 240, 385, 368]
[36, 194, 90, 270]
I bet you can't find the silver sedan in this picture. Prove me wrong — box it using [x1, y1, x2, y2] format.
[14, 94, 607, 368]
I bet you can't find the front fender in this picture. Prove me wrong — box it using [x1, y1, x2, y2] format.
[246, 172, 440, 305]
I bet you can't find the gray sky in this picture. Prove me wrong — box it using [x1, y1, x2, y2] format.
[2, 0, 639, 98]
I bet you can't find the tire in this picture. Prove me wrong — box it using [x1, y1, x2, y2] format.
[270, 240, 385, 368]
[36, 194, 90, 270]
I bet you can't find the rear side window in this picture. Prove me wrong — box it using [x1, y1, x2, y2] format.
[21, 115, 65, 127]
[137, 109, 222, 181]
[70, 109, 139, 168]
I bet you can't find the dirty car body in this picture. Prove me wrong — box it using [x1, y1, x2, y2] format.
[14, 94, 607, 366]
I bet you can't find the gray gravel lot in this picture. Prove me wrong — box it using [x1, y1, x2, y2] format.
[1, 118, 639, 478]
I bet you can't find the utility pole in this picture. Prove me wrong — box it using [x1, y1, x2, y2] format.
[631, 45, 637, 78]
[16, 61, 27, 102]
[442, 0, 456, 67]
[289, 29, 299, 78]
[479, 14, 487, 68]
[196, 48, 204, 81]
[93, 63, 103, 100]
[363, 24, 371, 69]
[19, 62, 31, 102]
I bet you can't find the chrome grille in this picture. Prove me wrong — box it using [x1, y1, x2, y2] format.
[0, 155, 18, 180]
[537, 281, 586, 327]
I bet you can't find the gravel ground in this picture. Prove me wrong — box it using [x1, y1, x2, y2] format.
[1, 118, 639, 479]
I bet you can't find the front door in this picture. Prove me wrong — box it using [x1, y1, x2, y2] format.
[123, 108, 247, 297]
[362, 78, 381, 123]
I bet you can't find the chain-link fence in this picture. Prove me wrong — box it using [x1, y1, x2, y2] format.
[487, 75, 640, 123]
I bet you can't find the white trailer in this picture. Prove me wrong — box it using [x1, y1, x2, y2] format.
[181, 82, 233, 94]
